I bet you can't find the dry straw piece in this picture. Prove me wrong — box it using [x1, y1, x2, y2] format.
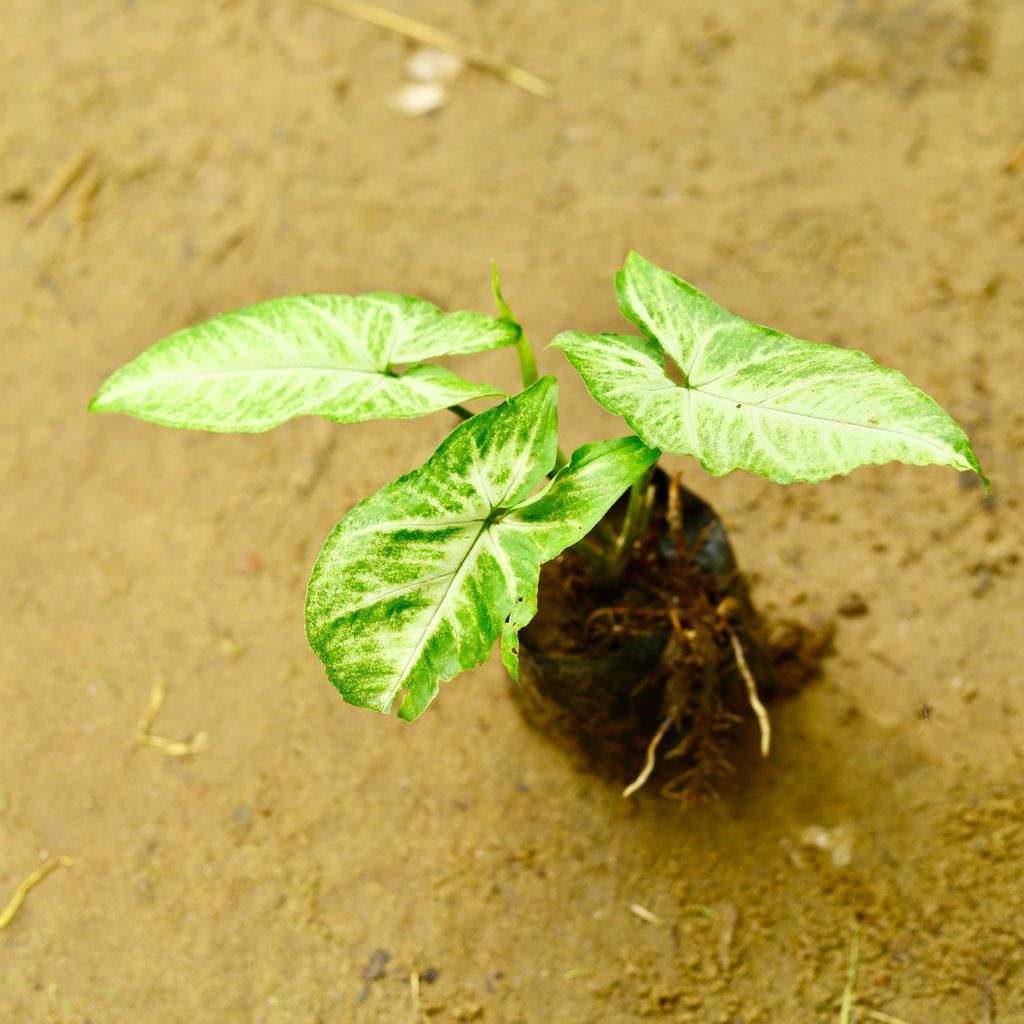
[136, 675, 208, 756]
[0, 855, 76, 931]
[25, 149, 91, 228]
[312, 0, 552, 97]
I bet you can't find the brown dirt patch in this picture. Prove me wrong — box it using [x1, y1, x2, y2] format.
[2, 1, 1022, 1021]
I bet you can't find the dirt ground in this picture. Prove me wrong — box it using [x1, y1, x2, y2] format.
[2, 1, 1022, 1021]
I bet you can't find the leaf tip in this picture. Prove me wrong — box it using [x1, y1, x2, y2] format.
[533, 373, 559, 405]
[952, 434, 989, 493]
[87, 376, 117, 413]
[620, 249, 653, 277]
[397, 693, 420, 722]
[490, 259, 517, 326]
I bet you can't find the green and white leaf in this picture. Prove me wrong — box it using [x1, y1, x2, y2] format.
[497, 434, 660, 680]
[554, 252, 985, 487]
[304, 377, 658, 720]
[89, 292, 519, 432]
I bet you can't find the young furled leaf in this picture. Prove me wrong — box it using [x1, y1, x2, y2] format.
[304, 377, 658, 720]
[554, 253, 986, 487]
[89, 292, 518, 432]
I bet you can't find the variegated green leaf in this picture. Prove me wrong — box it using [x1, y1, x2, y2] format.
[554, 252, 985, 487]
[304, 377, 658, 720]
[498, 434, 659, 679]
[89, 293, 518, 432]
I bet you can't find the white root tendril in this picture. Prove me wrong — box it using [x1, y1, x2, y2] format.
[728, 627, 771, 757]
[622, 716, 673, 799]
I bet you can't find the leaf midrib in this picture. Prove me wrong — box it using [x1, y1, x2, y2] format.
[384, 479, 542, 708]
[691, 386, 950, 455]
[118, 363, 389, 387]
[388, 518, 492, 708]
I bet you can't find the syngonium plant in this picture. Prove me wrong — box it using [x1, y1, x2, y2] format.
[90, 254, 985, 721]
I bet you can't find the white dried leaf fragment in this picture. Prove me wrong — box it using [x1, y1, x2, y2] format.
[406, 46, 465, 84]
[390, 81, 449, 118]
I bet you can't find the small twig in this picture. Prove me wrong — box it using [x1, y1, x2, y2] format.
[1006, 137, 1024, 174]
[667, 606, 686, 637]
[136, 676, 208, 756]
[622, 716, 673, 798]
[629, 903, 663, 927]
[716, 902, 739, 972]
[25, 149, 91, 228]
[728, 627, 770, 757]
[0, 855, 76, 930]
[409, 970, 422, 1023]
[312, 0, 552, 97]
[72, 168, 104, 231]
[861, 1009, 917, 1024]
[980, 977, 995, 1024]
[839, 931, 859, 1024]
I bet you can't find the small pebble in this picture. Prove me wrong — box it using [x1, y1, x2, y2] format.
[362, 948, 391, 982]
[390, 82, 448, 118]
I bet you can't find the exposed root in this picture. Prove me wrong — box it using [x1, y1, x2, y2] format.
[0, 855, 76, 930]
[728, 626, 771, 757]
[622, 716, 673, 799]
[583, 604, 661, 639]
[515, 471, 828, 803]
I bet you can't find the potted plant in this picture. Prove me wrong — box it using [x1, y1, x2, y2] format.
[90, 254, 984, 798]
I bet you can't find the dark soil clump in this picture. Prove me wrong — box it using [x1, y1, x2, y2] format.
[514, 472, 830, 802]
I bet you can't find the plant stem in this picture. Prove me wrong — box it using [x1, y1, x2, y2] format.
[551, 440, 569, 474]
[521, 322, 567, 474]
[491, 259, 569, 472]
[566, 462, 655, 585]
[514, 328, 539, 389]
[611, 464, 656, 572]
[569, 536, 616, 577]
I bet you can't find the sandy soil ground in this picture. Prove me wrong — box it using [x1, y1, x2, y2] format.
[2, 1, 1022, 1021]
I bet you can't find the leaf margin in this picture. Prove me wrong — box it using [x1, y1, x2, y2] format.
[555, 253, 987, 489]
[89, 290, 519, 433]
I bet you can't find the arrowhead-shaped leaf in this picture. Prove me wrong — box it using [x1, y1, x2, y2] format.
[554, 252, 986, 487]
[304, 377, 658, 720]
[89, 293, 519, 432]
